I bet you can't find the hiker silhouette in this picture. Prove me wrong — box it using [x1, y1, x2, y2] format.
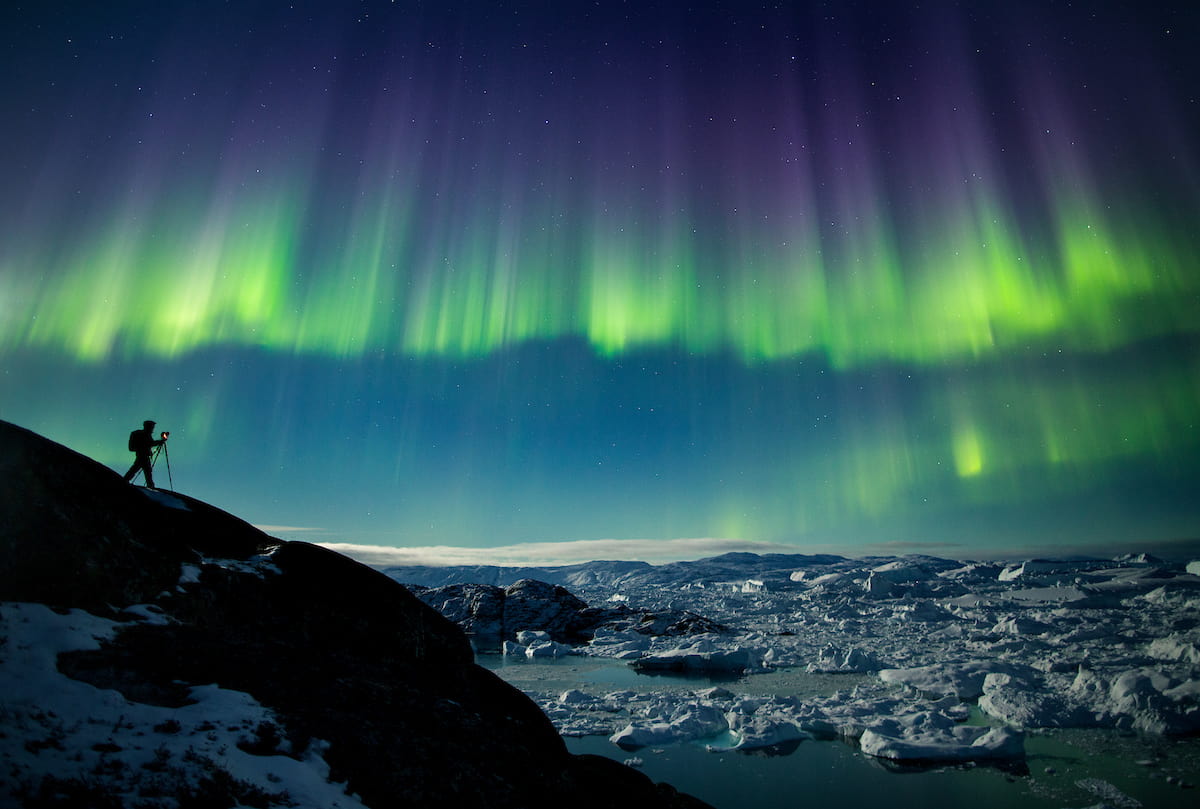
[124, 420, 167, 488]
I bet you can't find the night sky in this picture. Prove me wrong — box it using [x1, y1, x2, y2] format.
[3, 1, 1198, 563]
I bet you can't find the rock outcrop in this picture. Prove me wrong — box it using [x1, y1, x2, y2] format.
[0, 420, 710, 809]
[410, 579, 593, 646]
[409, 578, 726, 650]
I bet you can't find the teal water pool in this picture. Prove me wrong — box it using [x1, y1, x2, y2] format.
[567, 730, 1199, 809]
[481, 655, 1200, 809]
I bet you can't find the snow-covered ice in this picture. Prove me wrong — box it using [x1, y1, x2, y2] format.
[879, 661, 1030, 699]
[859, 714, 1024, 761]
[630, 637, 765, 674]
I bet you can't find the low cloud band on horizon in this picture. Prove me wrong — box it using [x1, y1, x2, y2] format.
[315, 535, 1200, 569]
[254, 525, 325, 533]
[318, 537, 798, 568]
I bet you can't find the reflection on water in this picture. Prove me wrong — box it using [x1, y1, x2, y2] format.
[475, 651, 737, 689]
[568, 732, 1200, 809]
[568, 734, 1046, 809]
[479, 654, 1200, 809]
[476, 652, 869, 694]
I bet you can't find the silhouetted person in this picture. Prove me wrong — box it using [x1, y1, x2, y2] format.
[124, 419, 167, 488]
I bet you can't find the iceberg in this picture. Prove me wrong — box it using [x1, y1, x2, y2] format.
[611, 703, 729, 749]
[860, 721, 1024, 762]
[878, 661, 1029, 699]
[631, 637, 764, 674]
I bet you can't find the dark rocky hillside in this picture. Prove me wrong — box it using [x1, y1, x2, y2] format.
[0, 420, 711, 809]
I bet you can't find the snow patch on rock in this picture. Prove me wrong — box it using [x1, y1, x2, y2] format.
[0, 602, 365, 809]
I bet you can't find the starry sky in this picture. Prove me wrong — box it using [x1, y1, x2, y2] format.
[2, 1, 1198, 562]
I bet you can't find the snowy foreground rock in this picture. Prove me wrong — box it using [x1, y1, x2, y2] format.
[393, 550, 1200, 764]
[0, 421, 710, 809]
[0, 603, 370, 809]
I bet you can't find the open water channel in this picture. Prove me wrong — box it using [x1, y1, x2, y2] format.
[478, 655, 1200, 809]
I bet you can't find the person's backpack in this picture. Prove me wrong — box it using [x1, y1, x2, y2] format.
[128, 430, 140, 452]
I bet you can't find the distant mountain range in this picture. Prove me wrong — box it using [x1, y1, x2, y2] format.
[381, 549, 1197, 592]
[383, 552, 958, 589]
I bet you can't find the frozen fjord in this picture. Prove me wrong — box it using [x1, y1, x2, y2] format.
[396, 552, 1200, 807]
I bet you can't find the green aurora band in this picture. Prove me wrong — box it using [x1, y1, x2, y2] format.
[4, 177, 1198, 533]
[2, 0, 1198, 553]
[4, 182, 1197, 366]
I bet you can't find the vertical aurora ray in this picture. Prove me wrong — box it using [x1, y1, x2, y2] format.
[1, 1, 1198, 555]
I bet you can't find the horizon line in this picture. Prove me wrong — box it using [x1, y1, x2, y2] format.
[314, 535, 1200, 569]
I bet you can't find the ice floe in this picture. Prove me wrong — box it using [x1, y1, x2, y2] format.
[403, 551, 1200, 765]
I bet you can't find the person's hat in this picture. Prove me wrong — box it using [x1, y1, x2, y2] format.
[143, 420, 156, 429]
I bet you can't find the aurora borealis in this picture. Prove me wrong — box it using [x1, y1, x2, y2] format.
[2, 1, 1198, 560]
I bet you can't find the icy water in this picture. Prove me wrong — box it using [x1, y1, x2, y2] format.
[480, 656, 1200, 809]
